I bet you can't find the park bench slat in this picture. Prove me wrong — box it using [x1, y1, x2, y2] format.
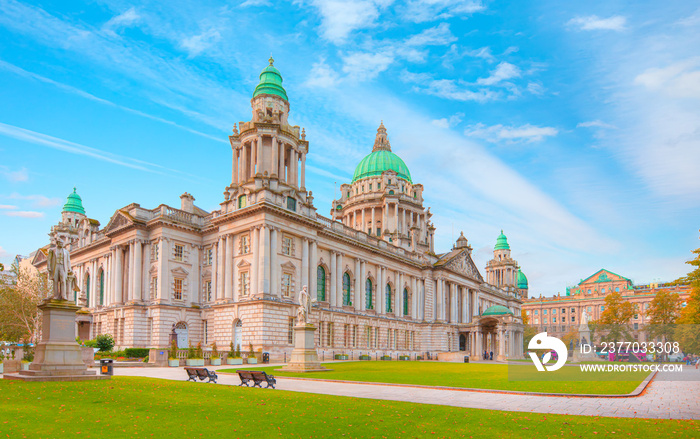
[236, 369, 276, 389]
[184, 367, 218, 383]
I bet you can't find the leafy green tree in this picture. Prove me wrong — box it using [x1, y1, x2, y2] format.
[598, 291, 634, 343]
[95, 334, 115, 352]
[0, 264, 49, 343]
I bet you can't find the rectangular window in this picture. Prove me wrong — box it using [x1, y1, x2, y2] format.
[543, 318, 548, 324]
[174, 244, 184, 262]
[328, 323, 333, 347]
[572, 315, 575, 322]
[534, 318, 539, 324]
[240, 272, 250, 296]
[205, 248, 213, 265]
[571, 308, 575, 313]
[543, 309, 548, 315]
[562, 308, 566, 313]
[288, 318, 295, 344]
[562, 317, 566, 322]
[377, 183, 381, 189]
[366, 326, 371, 348]
[150, 276, 158, 300]
[203, 320, 208, 345]
[369, 184, 372, 190]
[241, 235, 250, 254]
[526, 310, 530, 315]
[552, 316, 557, 323]
[634, 323, 639, 330]
[353, 325, 357, 347]
[153, 244, 159, 261]
[282, 236, 293, 256]
[174, 278, 183, 300]
[204, 280, 212, 302]
[344, 324, 350, 347]
[534, 310, 539, 315]
[587, 306, 592, 312]
[282, 273, 292, 297]
[286, 196, 297, 211]
[552, 309, 557, 315]
[238, 195, 247, 209]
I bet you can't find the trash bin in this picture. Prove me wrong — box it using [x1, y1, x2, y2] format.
[262, 352, 270, 364]
[464, 356, 469, 363]
[100, 359, 114, 376]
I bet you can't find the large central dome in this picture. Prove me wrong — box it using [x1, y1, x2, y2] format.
[352, 122, 412, 183]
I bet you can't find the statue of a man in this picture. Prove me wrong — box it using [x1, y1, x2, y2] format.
[581, 309, 589, 325]
[296, 285, 316, 324]
[47, 236, 74, 301]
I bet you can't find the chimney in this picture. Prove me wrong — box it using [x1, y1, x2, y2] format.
[180, 192, 195, 213]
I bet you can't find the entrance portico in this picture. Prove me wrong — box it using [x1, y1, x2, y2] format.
[458, 305, 524, 361]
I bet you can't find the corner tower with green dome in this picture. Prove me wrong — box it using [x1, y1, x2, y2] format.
[61, 187, 87, 226]
[485, 229, 528, 299]
[332, 122, 434, 253]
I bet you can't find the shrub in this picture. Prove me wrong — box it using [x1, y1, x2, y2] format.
[187, 341, 196, 360]
[211, 342, 219, 359]
[169, 339, 178, 360]
[235, 344, 241, 358]
[124, 348, 149, 358]
[247, 343, 255, 359]
[22, 340, 33, 363]
[227, 342, 235, 359]
[195, 342, 204, 359]
[95, 334, 115, 352]
[84, 339, 98, 348]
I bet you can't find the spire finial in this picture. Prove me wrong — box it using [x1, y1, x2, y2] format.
[269, 55, 274, 66]
[372, 121, 391, 152]
[73, 187, 77, 193]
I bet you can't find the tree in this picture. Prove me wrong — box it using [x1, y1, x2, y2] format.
[521, 309, 538, 351]
[561, 326, 578, 350]
[644, 290, 681, 346]
[598, 291, 634, 343]
[675, 248, 700, 354]
[0, 263, 49, 343]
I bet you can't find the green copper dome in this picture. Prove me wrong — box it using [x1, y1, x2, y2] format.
[252, 57, 288, 101]
[482, 305, 514, 316]
[62, 187, 85, 215]
[352, 122, 412, 183]
[517, 269, 528, 289]
[494, 230, 510, 250]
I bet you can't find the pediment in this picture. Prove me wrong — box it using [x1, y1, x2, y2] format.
[236, 259, 251, 268]
[444, 250, 483, 282]
[104, 210, 133, 234]
[31, 248, 48, 266]
[171, 266, 189, 276]
[280, 261, 296, 271]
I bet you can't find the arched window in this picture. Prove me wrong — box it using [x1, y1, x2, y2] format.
[99, 270, 104, 305]
[385, 284, 392, 312]
[85, 274, 90, 307]
[317, 266, 326, 301]
[365, 278, 373, 310]
[342, 273, 352, 306]
[403, 288, 409, 316]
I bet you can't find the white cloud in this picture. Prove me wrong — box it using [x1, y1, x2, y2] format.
[567, 15, 626, 31]
[403, 23, 456, 47]
[465, 123, 558, 143]
[1, 166, 28, 182]
[240, 0, 271, 6]
[6, 193, 61, 208]
[465, 46, 495, 61]
[577, 120, 617, 129]
[306, 58, 341, 88]
[634, 58, 700, 99]
[3, 211, 44, 218]
[102, 7, 140, 34]
[526, 82, 545, 95]
[401, 0, 485, 23]
[477, 62, 520, 86]
[0, 245, 8, 258]
[401, 70, 499, 102]
[308, 0, 389, 44]
[0, 205, 17, 209]
[180, 28, 221, 58]
[342, 51, 394, 80]
[432, 112, 464, 128]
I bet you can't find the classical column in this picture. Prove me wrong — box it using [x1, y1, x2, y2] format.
[371, 207, 375, 235]
[248, 142, 255, 180]
[300, 152, 306, 189]
[451, 284, 458, 323]
[354, 258, 361, 309]
[309, 240, 318, 301]
[271, 136, 279, 177]
[115, 246, 124, 304]
[402, 209, 406, 234]
[260, 225, 270, 295]
[269, 228, 278, 298]
[290, 149, 297, 187]
[395, 271, 400, 315]
[329, 251, 336, 304]
[224, 235, 233, 299]
[251, 227, 259, 296]
[361, 209, 365, 233]
[279, 144, 286, 182]
[302, 238, 310, 290]
[216, 237, 224, 299]
[499, 328, 505, 358]
[411, 276, 417, 318]
[435, 279, 442, 321]
[255, 135, 263, 176]
[394, 203, 399, 231]
[142, 242, 151, 301]
[335, 252, 342, 307]
[377, 266, 384, 314]
[360, 260, 366, 311]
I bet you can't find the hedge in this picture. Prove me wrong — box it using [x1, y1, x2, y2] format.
[124, 348, 150, 358]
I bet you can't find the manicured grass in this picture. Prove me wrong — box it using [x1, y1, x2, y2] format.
[221, 361, 648, 394]
[0, 377, 696, 438]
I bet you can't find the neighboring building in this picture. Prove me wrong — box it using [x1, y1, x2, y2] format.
[523, 269, 690, 342]
[31, 59, 525, 361]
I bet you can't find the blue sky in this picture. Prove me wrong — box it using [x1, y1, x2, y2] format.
[1, 0, 699, 296]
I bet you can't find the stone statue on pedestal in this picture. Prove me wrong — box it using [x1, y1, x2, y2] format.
[47, 236, 78, 301]
[296, 285, 315, 325]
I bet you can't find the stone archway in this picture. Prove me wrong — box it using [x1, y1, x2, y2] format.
[232, 319, 243, 351]
[174, 321, 188, 348]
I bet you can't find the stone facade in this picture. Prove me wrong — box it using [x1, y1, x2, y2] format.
[31, 60, 525, 362]
[523, 269, 691, 341]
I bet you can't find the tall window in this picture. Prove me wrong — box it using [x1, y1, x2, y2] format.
[403, 288, 409, 316]
[174, 244, 184, 262]
[342, 273, 351, 306]
[204, 280, 212, 302]
[282, 236, 293, 255]
[282, 273, 292, 297]
[385, 284, 392, 312]
[365, 278, 373, 310]
[288, 318, 295, 344]
[85, 274, 90, 307]
[205, 248, 213, 265]
[151, 276, 158, 300]
[241, 235, 250, 254]
[240, 272, 250, 296]
[99, 270, 104, 305]
[317, 266, 326, 301]
[286, 196, 297, 211]
[174, 278, 183, 300]
[238, 195, 247, 208]
[152, 244, 159, 261]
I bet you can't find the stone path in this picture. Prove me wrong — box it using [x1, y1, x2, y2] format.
[115, 364, 700, 420]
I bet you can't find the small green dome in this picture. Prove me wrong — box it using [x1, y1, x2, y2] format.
[494, 230, 510, 250]
[517, 270, 528, 289]
[62, 187, 85, 215]
[482, 305, 514, 316]
[252, 57, 288, 101]
[352, 122, 412, 183]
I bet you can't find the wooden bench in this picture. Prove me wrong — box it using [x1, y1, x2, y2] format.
[184, 367, 218, 384]
[236, 370, 276, 389]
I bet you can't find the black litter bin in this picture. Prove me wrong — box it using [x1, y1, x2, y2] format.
[464, 356, 469, 363]
[100, 358, 114, 376]
[262, 352, 270, 364]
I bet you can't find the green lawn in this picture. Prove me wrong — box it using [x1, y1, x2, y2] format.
[220, 361, 649, 394]
[0, 377, 696, 438]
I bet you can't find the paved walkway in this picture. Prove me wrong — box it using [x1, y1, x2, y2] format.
[115, 365, 700, 420]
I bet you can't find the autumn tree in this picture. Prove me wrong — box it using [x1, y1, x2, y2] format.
[598, 291, 634, 343]
[521, 309, 538, 351]
[561, 326, 579, 350]
[644, 289, 681, 345]
[675, 247, 700, 354]
[0, 263, 49, 343]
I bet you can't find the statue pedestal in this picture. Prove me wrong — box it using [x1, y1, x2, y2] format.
[572, 324, 600, 362]
[3, 300, 108, 382]
[278, 324, 330, 373]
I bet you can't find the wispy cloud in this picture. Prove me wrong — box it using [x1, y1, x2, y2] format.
[3, 211, 44, 218]
[0, 205, 17, 210]
[432, 112, 464, 128]
[401, 0, 485, 23]
[577, 120, 617, 129]
[477, 61, 520, 86]
[308, 0, 388, 44]
[240, 0, 271, 6]
[0, 166, 28, 182]
[401, 70, 499, 102]
[634, 57, 700, 99]
[6, 193, 61, 208]
[180, 27, 222, 58]
[567, 15, 626, 31]
[102, 7, 140, 34]
[342, 52, 394, 81]
[464, 123, 558, 143]
[306, 58, 341, 87]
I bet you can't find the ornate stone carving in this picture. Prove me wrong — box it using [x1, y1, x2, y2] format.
[445, 251, 483, 282]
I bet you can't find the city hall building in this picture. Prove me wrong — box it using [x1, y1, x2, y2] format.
[31, 59, 527, 361]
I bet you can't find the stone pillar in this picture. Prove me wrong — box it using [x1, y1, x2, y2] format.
[241, 143, 248, 181]
[271, 136, 279, 177]
[210, 239, 218, 301]
[290, 149, 297, 187]
[302, 238, 310, 290]
[354, 258, 361, 309]
[411, 276, 417, 318]
[300, 152, 306, 189]
[260, 225, 270, 295]
[436, 279, 442, 321]
[360, 260, 366, 311]
[394, 203, 398, 231]
[251, 227, 259, 296]
[269, 228, 278, 298]
[329, 251, 336, 304]
[216, 237, 224, 300]
[309, 240, 318, 302]
[402, 209, 406, 234]
[371, 207, 375, 235]
[394, 271, 400, 315]
[249, 143, 255, 180]
[255, 135, 263, 176]
[377, 266, 384, 314]
[225, 235, 234, 299]
[335, 252, 342, 307]
[279, 144, 286, 182]
[398, 272, 404, 316]
[361, 209, 365, 232]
